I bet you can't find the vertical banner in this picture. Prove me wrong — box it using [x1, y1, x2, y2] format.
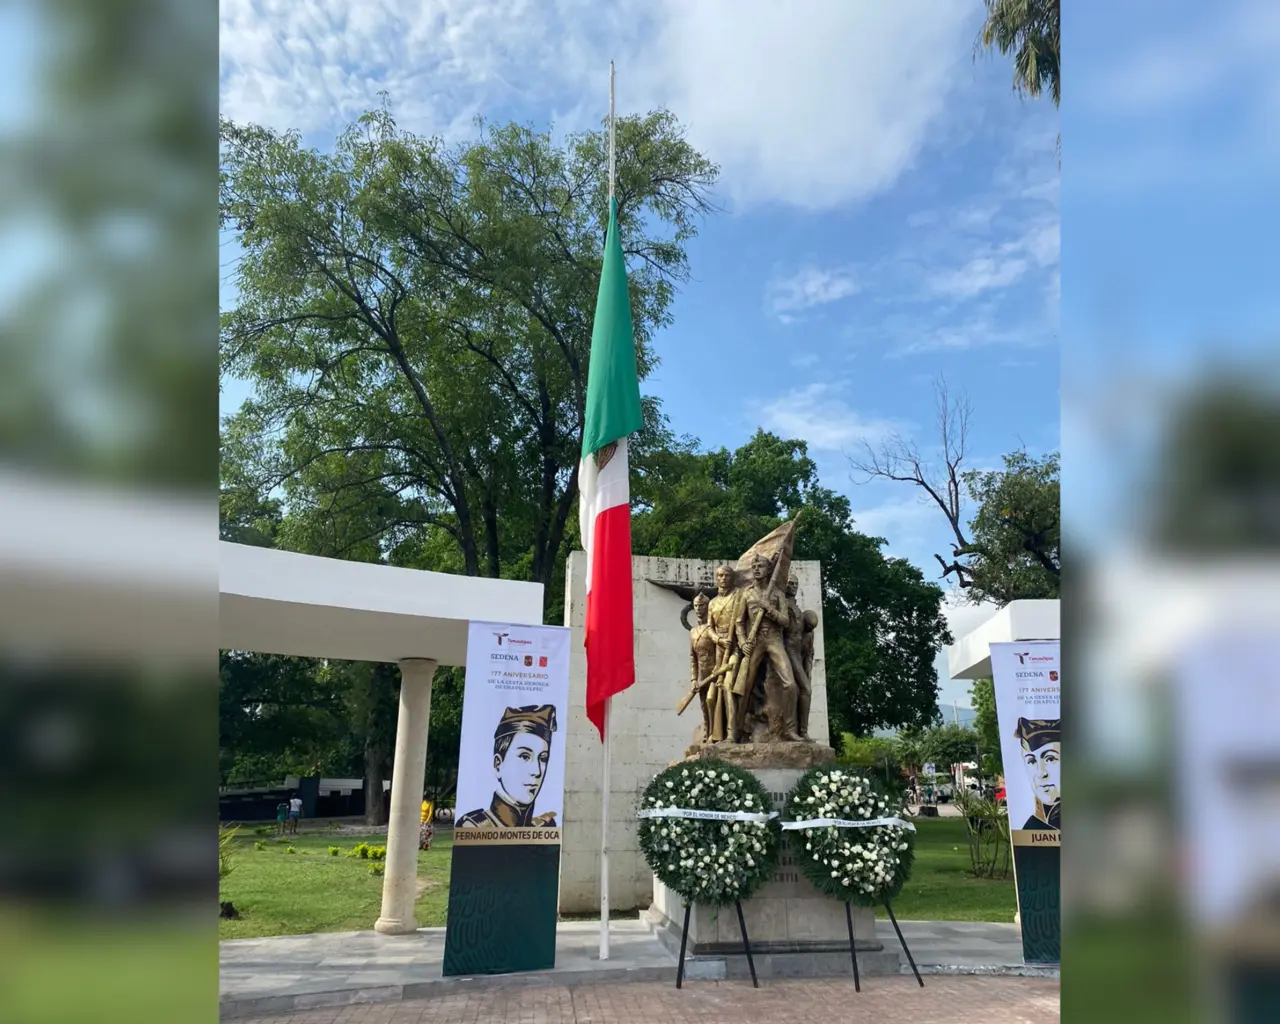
[990, 640, 1061, 965]
[442, 621, 571, 977]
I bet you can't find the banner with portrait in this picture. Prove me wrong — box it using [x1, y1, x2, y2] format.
[442, 621, 571, 977]
[990, 640, 1061, 965]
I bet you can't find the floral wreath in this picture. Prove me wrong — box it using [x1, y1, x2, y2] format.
[782, 764, 915, 906]
[636, 759, 781, 907]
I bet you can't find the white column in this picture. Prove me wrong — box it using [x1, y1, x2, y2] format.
[374, 657, 436, 935]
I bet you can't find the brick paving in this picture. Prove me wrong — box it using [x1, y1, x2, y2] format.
[244, 976, 1059, 1023]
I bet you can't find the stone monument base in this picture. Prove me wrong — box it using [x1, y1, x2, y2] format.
[683, 741, 839, 771]
[644, 765, 901, 980]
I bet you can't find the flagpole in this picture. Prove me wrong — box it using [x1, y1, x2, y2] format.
[598, 59, 616, 965]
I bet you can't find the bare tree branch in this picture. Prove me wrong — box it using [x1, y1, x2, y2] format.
[849, 376, 974, 581]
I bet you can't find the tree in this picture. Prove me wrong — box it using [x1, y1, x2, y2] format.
[894, 727, 927, 775]
[850, 379, 975, 590]
[632, 430, 952, 736]
[218, 652, 353, 784]
[850, 379, 1059, 605]
[1152, 376, 1280, 551]
[962, 450, 1060, 604]
[977, 0, 1060, 106]
[220, 104, 717, 611]
[840, 735, 903, 785]
[923, 723, 982, 773]
[424, 667, 465, 804]
[970, 678, 1003, 776]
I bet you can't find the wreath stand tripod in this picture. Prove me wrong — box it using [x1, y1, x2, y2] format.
[845, 898, 924, 991]
[675, 901, 759, 990]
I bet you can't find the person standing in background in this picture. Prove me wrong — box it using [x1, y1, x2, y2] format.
[420, 797, 435, 850]
[287, 792, 303, 834]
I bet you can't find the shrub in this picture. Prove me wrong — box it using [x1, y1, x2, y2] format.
[368, 864, 384, 877]
[286, 846, 297, 855]
[253, 840, 266, 851]
[328, 846, 340, 856]
[253, 826, 273, 837]
[954, 792, 1011, 879]
[347, 842, 371, 859]
[219, 825, 240, 881]
[368, 846, 387, 861]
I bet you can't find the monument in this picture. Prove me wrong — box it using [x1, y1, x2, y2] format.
[644, 519, 900, 978]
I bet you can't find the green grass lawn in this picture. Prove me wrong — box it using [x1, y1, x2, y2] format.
[218, 828, 452, 939]
[219, 816, 1014, 939]
[888, 816, 1017, 922]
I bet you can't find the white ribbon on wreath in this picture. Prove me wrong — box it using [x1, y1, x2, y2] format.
[636, 807, 778, 823]
[782, 816, 916, 831]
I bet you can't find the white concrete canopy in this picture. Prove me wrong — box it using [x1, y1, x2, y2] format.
[219, 541, 544, 666]
[947, 599, 1060, 681]
[218, 540, 545, 935]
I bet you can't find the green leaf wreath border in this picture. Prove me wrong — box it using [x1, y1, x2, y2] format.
[636, 759, 781, 907]
[782, 763, 915, 907]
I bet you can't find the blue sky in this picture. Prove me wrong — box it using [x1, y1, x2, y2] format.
[219, 0, 1062, 709]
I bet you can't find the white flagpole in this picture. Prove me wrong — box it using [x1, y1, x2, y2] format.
[598, 58, 616, 965]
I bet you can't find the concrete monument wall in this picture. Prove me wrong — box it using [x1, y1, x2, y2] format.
[558, 553, 830, 914]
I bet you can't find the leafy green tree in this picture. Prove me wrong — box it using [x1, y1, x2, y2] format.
[960, 449, 1060, 604]
[839, 734, 904, 792]
[424, 667, 464, 804]
[970, 678, 1003, 776]
[219, 104, 717, 610]
[922, 723, 982, 774]
[894, 727, 928, 775]
[632, 430, 952, 736]
[218, 652, 352, 784]
[977, 0, 1061, 105]
[1152, 376, 1280, 551]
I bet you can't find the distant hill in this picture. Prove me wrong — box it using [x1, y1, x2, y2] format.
[871, 705, 975, 740]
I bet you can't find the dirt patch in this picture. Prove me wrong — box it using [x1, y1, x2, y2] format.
[415, 877, 442, 898]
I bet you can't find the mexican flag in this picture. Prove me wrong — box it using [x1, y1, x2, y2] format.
[579, 196, 642, 741]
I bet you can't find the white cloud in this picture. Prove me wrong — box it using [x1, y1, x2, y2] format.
[1079, 1, 1280, 117]
[849, 494, 939, 545]
[927, 215, 1059, 301]
[759, 382, 906, 452]
[766, 265, 859, 319]
[219, 0, 980, 209]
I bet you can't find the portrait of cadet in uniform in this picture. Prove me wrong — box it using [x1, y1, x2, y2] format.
[456, 704, 559, 828]
[1014, 717, 1060, 830]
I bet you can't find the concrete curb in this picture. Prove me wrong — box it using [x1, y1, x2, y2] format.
[219, 964, 677, 1020]
[913, 963, 1060, 979]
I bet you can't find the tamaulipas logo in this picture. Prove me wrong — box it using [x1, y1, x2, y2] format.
[493, 632, 510, 645]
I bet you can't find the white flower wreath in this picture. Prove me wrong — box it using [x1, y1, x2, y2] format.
[636, 760, 781, 907]
[782, 764, 915, 906]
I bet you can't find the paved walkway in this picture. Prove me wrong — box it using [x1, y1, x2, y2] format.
[221, 918, 1038, 1019]
[243, 976, 1060, 1023]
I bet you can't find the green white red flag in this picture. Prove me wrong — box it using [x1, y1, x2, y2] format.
[579, 195, 642, 741]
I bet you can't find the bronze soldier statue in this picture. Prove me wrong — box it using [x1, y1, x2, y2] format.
[686, 592, 718, 741]
[734, 552, 801, 742]
[706, 563, 746, 742]
[783, 576, 814, 741]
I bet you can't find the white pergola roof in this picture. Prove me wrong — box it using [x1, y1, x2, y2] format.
[219, 542, 544, 665]
[947, 599, 1060, 681]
